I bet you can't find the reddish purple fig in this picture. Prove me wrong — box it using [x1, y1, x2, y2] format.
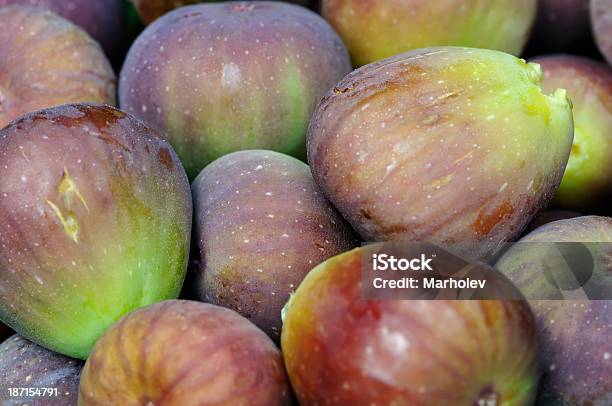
[191, 150, 358, 339]
[0, 104, 192, 359]
[78, 300, 292, 406]
[591, 0, 612, 65]
[0, 0, 124, 59]
[0, 5, 116, 129]
[0, 335, 83, 405]
[496, 216, 612, 405]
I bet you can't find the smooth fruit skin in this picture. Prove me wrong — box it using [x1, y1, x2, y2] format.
[0, 6, 116, 130]
[78, 300, 292, 406]
[0, 0, 124, 60]
[0, 335, 83, 405]
[0, 104, 192, 359]
[131, 0, 314, 25]
[191, 150, 358, 340]
[495, 216, 612, 405]
[281, 247, 539, 405]
[523, 210, 581, 234]
[591, 0, 612, 66]
[533, 55, 612, 211]
[119, 2, 351, 180]
[322, 0, 536, 66]
[308, 47, 574, 256]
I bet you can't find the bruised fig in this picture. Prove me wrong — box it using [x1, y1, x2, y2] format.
[0, 104, 192, 359]
[308, 47, 574, 257]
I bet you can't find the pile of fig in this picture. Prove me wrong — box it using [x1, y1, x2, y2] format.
[0, 1, 610, 405]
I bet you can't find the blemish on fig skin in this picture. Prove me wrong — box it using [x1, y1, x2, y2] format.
[158, 148, 174, 171]
[472, 201, 514, 236]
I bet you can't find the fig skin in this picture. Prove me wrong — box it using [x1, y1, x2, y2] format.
[495, 216, 612, 405]
[524, 210, 582, 234]
[191, 150, 358, 340]
[0, 6, 116, 130]
[321, 0, 536, 66]
[281, 247, 540, 405]
[0, 104, 192, 359]
[307, 47, 574, 257]
[130, 0, 314, 25]
[528, 0, 592, 53]
[533, 55, 612, 212]
[0, 0, 124, 60]
[591, 0, 612, 66]
[0, 335, 83, 406]
[78, 300, 292, 406]
[119, 2, 351, 180]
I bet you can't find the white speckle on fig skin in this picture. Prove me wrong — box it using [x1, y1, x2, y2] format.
[191, 150, 358, 340]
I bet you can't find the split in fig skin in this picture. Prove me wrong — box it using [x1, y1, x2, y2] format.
[119, 1, 351, 179]
[307, 47, 574, 258]
[0, 104, 192, 359]
[532, 55, 612, 212]
[0, 334, 83, 405]
[322, 0, 537, 66]
[495, 216, 612, 405]
[0, 5, 116, 129]
[191, 150, 358, 340]
[78, 300, 292, 406]
[281, 247, 540, 405]
[0, 0, 124, 60]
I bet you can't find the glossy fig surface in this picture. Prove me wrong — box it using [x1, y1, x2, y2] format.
[281, 247, 540, 405]
[120, 1, 351, 179]
[308, 47, 574, 256]
[0, 104, 192, 359]
[496, 216, 612, 405]
[0, 6, 116, 129]
[78, 300, 292, 406]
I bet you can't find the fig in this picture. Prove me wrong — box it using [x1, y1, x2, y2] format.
[592, 0, 612, 65]
[78, 300, 292, 406]
[308, 47, 574, 257]
[191, 150, 358, 339]
[0, 0, 124, 60]
[0, 335, 82, 405]
[0, 104, 192, 359]
[281, 246, 539, 405]
[321, 0, 537, 66]
[119, 2, 351, 179]
[495, 216, 612, 405]
[130, 0, 314, 25]
[0, 6, 116, 130]
[533, 55, 612, 211]
[528, 0, 592, 53]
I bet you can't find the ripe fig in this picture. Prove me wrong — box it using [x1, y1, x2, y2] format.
[281, 247, 539, 405]
[78, 300, 292, 406]
[495, 216, 612, 405]
[0, 6, 116, 129]
[308, 47, 574, 257]
[0, 335, 82, 405]
[0, 0, 124, 60]
[119, 1, 351, 179]
[191, 150, 358, 339]
[321, 0, 537, 66]
[0, 104, 192, 359]
[532, 55, 612, 211]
